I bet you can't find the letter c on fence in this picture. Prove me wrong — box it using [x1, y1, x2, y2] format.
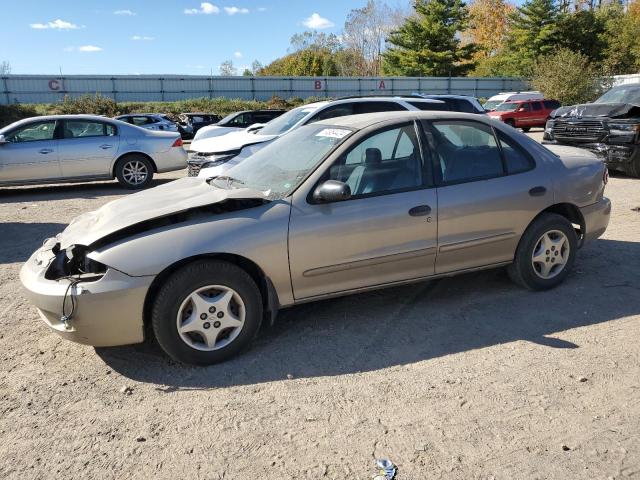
[314, 80, 323, 90]
[48, 80, 60, 91]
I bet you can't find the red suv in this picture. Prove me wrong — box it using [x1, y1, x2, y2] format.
[488, 99, 561, 132]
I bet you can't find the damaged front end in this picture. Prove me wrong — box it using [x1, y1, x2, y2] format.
[44, 243, 108, 281]
[543, 102, 640, 174]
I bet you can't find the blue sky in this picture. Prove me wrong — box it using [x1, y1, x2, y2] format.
[0, 0, 411, 75]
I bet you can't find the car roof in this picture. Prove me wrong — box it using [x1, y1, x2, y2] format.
[332, 96, 445, 105]
[420, 94, 476, 100]
[315, 111, 491, 130]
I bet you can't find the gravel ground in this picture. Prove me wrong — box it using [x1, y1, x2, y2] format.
[1, 136, 639, 479]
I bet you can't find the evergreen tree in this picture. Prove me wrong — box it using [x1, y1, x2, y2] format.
[382, 0, 476, 76]
[501, 0, 559, 75]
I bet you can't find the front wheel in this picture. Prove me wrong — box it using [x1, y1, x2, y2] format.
[508, 213, 578, 291]
[521, 127, 531, 132]
[151, 260, 263, 365]
[504, 119, 515, 128]
[115, 155, 154, 189]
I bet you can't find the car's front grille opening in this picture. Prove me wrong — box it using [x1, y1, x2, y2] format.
[187, 164, 202, 177]
[551, 120, 605, 140]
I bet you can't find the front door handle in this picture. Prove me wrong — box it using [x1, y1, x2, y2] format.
[38, 148, 54, 154]
[529, 186, 547, 197]
[100, 144, 113, 149]
[409, 205, 432, 217]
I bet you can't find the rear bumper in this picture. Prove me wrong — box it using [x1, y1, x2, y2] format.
[20, 247, 153, 347]
[155, 147, 188, 173]
[580, 197, 611, 242]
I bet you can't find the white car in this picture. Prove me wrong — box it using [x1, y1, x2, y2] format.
[483, 91, 544, 112]
[187, 96, 450, 178]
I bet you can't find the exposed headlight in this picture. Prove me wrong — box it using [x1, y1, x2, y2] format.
[608, 122, 640, 135]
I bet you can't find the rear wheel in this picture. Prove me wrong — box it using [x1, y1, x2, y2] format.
[115, 155, 154, 189]
[626, 155, 640, 178]
[151, 260, 263, 365]
[508, 213, 577, 291]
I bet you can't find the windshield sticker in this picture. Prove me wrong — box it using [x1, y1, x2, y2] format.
[316, 128, 350, 139]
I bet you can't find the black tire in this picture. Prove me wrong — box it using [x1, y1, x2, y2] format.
[508, 213, 578, 291]
[115, 154, 154, 190]
[505, 119, 515, 128]
[151, 260, 263, 365]
[626, 155, 640, 178]
[521, 127, 531, 132]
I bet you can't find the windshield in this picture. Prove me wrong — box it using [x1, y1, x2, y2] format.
[595, 86, 640, 105]
[258, 106, 315, 136]
[211, 124, 352, 199]
[482, 100, 503, 110]
[495, 102, 519, 112]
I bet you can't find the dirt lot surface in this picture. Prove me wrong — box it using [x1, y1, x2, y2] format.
[1, 141, 639, 479]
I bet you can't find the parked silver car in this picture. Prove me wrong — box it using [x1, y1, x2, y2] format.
[21, 112, 611, 365]
[114, 113, 180, 133]
[0, 115, 187, 189]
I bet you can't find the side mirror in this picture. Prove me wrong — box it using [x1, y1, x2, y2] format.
[0, 134, 7, 145]
[313, 180, 351, 203]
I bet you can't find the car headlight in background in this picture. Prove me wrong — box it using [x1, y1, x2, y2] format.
[545, 120, 554, 135]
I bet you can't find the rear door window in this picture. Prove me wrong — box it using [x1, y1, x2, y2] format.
[407, 101, 450, 112]
[497, 132, 535, 174]
[307, 103, 355, 123]
[354, 101, 407, 114]
[424, 120, 504, 184]
[543, 100, 560, 109]
[531, 102, 542, 111]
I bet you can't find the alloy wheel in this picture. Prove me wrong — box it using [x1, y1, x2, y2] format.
[176, 285, 246, 351]
[122, 160, 149, 186]
[531, 230, 570, 280]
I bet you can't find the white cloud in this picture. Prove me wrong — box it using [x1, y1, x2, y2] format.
[224, 6, 249, 15]
[257, 7, 267, 12]
[234, 51, 243, 58]
[64, 45, 102, 52]
[131, 35, 154, 41]
[184, 2, 220, 14]
[30, 19, 82, 30]
[302, 13, 334, 29]
[114, 9, 136, 16]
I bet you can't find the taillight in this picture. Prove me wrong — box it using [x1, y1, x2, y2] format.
[172, 138, 183, 147]
[603, 167, 609, 186]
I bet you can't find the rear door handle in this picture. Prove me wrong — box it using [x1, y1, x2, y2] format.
[529, 186, 547, 197]
[38, 148, 53, 154]
[100, 144, 113, 149]
[409, 205, 432, 217]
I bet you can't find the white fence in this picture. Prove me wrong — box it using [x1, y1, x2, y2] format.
[0, 75, 530, 104]
[612, 73, 640, 86]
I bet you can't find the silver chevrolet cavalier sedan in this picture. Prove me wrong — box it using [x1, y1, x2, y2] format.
[21, 112, 611, 365]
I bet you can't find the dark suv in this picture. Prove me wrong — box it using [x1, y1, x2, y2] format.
[543, 84, 640, 177]
[178, 113, 221, 138]
[217, 110, 286, 129]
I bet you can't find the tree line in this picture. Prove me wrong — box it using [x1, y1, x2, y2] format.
[226, 0, 639, 82]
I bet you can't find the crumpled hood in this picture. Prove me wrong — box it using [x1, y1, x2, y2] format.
[190, 129, 277, 154]
[57, 177, 269, 249]
[550, 102, 640, 119]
